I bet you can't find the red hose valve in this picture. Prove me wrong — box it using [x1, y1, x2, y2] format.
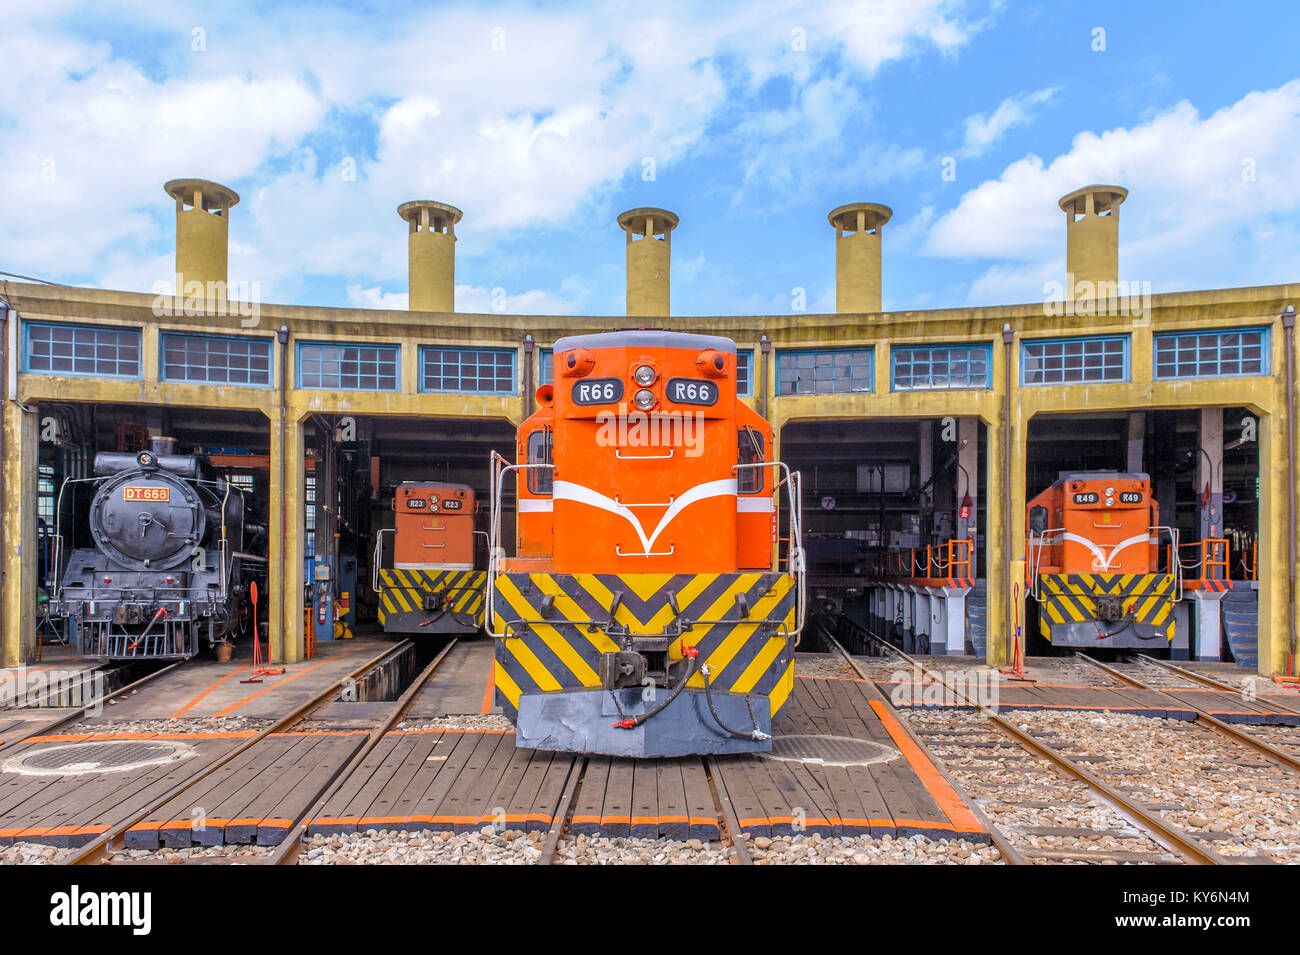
[611, 718, 636, 729]
[679, 640, 698, 659]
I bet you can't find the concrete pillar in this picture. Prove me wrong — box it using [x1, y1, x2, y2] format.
[828, 202, 892, 314]
[399, 200, 462, 313]
[1192, 591, 1224, 661]
[1198, 407, 1224, 542]
[1058, 185, 1127, 298]
[1, 403, 37, 667]
[1126, 412, 1145, 473]
[918, 420, 933, 544]
[273, 415, 306, 665]
[618, 207, 678, 317]
[164, 179, 239, 298]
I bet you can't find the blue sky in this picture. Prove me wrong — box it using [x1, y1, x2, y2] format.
[2, 0, 1298, 316]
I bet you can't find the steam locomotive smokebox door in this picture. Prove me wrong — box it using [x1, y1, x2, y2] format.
[394, 483, 475, 568]
[92, 470, 202, 571]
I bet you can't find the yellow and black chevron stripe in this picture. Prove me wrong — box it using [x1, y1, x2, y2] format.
[490, 572, 798, 721]
[1035, 572, 1177, 642]
[377, 568, 487, 634]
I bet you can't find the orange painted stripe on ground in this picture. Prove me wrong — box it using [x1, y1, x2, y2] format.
[868, 698, 985, 835]
[168, 663, 252, 718]
[269, 729, 370, 737]
[481, 662, 496, 714]
[210, 646, 360, 717]
[0, 662, 65, 683]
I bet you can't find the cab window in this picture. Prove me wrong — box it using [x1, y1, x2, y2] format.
[526, 429, 553, 495]
[738, 429, 765, 493]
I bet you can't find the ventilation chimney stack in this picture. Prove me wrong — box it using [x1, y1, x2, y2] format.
[398, 200, 462, 312]
[1059, 185, 1127, 297]
[618, 207, 678, 317]
[829, 202, 892, 314]
[164, 179, 239, 298]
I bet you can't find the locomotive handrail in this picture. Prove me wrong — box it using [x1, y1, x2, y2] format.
[487, 456, 554, 635]
[614, 447, 674, 460]
[371, 528, 395, 594]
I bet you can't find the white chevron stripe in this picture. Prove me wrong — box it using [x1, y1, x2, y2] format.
[1061, 531, 1151, 572]
[552, 478, 737, 555]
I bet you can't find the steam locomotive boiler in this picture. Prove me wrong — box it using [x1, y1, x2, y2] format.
[50, 439, 264, 660]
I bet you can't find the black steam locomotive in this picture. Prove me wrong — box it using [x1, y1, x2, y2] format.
[50, 439, 265, 660]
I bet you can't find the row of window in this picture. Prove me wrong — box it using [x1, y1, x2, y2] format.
[21, 323, 1271, 395]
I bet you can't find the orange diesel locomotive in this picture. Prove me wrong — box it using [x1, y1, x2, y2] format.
[1026, 471, 1179, 647]
[487, 330, 805, 757]
[373, 482, 487, 635]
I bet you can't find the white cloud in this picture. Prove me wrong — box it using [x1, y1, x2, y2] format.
[345, 278, 589, 316]
[0, 1, 987, 307]
[926, 81, 1300, 304]
[959, 86, 1058, 158]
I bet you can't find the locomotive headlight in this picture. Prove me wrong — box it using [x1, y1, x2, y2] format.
[634, 388, 655, 410]
[1104, 487, 1115, 497]
[633, 364, 656, 386]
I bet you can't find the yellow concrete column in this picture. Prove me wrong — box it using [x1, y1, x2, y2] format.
[1259, 404, 1287, 675]
[2, 403, 37, 667]
[164, 179, 239, 299]
[829, 202, 892, 314]
[1261, 311, 1296, 675]
[618, 207, 678, 317]
[1058, 185, 1127, 298]
[273, 413, 306, 665]
[399, 200, 461, 313]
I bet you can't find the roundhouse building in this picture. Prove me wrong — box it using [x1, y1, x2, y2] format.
[1, 179, 1294, 674]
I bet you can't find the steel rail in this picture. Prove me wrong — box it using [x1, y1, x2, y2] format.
[0, 660, 183, 758]
[1077, 652, 1300, 776]
[1130, 652, 1300, 719]
[539, 757, 586, 865]
[266, 638, 461, 866]
[704, 755, 753, 865]
[839, 623, 1222, 865]
[816, 624, 1028, 866]
[65, 639, 414, 865]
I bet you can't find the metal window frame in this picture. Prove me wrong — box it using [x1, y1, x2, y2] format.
[736, 348, 754, 397]
[159, 331, 274, 388]
[538, 347, 554, 386]
[1152, 326, 1270, 380]
[775, 346, 874, 397]
[22, 320, 142, 379]
[1020, 334, 1130, 387]
[418, 345, 517, 395]
[296, 340, 401, 392]
[890, 341, 993, 392]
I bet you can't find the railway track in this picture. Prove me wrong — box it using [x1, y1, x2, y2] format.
[63, 639, 422, 865]
[538, 755, 753, 865]
[823, 619, 1226, 865]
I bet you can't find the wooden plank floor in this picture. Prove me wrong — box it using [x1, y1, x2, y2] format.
[714, 676, 989, 842]
[123, 730, 368, 848]
[306, 729, 575, 836]
[0, 730, 253, 847]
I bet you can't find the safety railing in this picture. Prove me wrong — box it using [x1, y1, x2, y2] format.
[1180, 538, 1229, 582]
[868, 538, 975, 584]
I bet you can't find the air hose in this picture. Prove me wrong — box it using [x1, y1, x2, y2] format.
[701, 662, 770, 741]
[611, 647, 699, 729]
